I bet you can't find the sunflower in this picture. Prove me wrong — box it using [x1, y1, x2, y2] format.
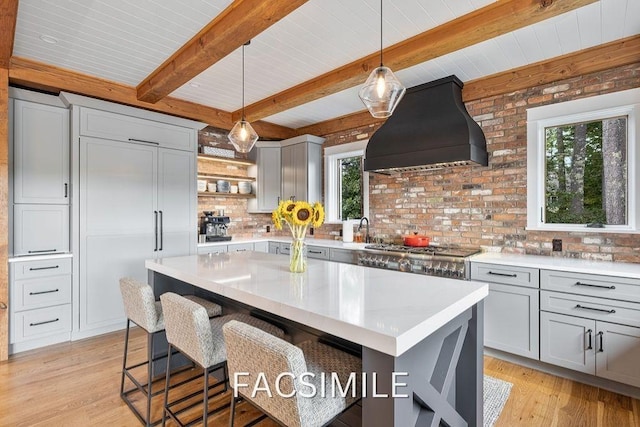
[279, 200, 297, 218]
[271, 209, 282, 230]
[312, 202, 325, 228]
[291, 201, 313, 226]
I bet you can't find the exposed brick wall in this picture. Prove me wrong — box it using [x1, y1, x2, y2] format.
[318, 62, 640, 263]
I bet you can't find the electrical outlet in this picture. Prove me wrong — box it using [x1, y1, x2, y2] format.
[552, 239, 562, 252]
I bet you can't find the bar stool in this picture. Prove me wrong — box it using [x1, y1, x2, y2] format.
[159, 292, 285, 427]
[223, 320, 362, 427]
[119, 277, 222, 426]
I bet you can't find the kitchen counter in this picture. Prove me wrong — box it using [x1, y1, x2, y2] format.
[146, 252, 488, 426]
[197, 237, 368, 250]
[472, 252, 640, 279]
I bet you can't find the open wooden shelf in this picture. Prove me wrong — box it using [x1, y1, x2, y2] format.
[197, 154, 255, 166]
[198, 192, 255, 199]
[197, 173, 255, 182]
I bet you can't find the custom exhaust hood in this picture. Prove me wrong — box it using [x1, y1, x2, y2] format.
[364, 75, 488, 174]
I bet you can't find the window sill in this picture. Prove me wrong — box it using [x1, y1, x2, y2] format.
[525, 226, 640, 234]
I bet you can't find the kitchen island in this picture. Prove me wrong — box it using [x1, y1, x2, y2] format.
[146, 251, 488, 427]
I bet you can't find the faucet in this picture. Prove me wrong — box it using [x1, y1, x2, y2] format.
[358, 217, 371, 243]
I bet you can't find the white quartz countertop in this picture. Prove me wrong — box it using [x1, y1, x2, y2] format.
[197, 237, 368, 250]
[8, 253, 73, 263]
[146, 252, 488, 357]
[471, 252, 640, 279]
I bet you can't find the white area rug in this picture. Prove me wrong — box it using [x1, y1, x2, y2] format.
[484, 375, 513, 427]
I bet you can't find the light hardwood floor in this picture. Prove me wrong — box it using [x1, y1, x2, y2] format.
[1, 328, 638, 426]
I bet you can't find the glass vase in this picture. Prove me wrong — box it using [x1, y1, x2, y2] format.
[289, 238, 307, 273]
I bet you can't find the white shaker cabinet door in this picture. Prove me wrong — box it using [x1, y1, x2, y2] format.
[157, 148, 195, 258]
[540, 311, 596, 375]
[13, 204, 69, 256]
[79, 137, 157, 332]
[13, 100, 70, 204]
[596, 322, 640, 388]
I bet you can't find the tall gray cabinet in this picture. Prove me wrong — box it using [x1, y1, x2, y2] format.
[62, 93, 205, 337]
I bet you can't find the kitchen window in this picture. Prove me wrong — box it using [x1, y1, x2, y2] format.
[526, 88, 640, 232]
[324, 140, 369, 223]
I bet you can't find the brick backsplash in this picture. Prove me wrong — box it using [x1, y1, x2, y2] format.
[198, 63, 640, 263]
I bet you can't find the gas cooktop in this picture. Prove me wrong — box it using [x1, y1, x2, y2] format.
[364, 244, 481, 258]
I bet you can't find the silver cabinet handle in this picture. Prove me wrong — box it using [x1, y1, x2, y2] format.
[586, 329, 593, 350]
[29, 265, 59, 271]
[28, 249, 57, 254]
[159, 210, 163, 251]
[575, 304, 616, 314]
[575, 281, 616, 290]
[128, 138, 160, 146]
[488, 271, 517, 278]
[30, 318, 59, 327]
[154, 211, 158, 251]
[29, 289, 59, 296]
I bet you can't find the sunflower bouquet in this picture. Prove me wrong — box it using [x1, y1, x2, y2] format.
[272, 200, 325, 272]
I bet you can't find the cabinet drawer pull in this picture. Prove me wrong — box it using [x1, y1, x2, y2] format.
[28, 249, 57, 254]
[29, 265, 59, 271]
[597, 331, 604, 352]
[575, 304, 616, 314]
[575, 281, 616, 290]
[29, 289, 59, 296]
[128, 138, 160, 146]
[64, 183, 68, 198]
[235, 249, 247, 252]
[30, 318, 59, 327]
[487, 271, 517, 278]
[309, 250, 322, 254]
[586, 329, 593, 350]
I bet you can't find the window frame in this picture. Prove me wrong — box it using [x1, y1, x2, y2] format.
[526, 88, 640, 233]
[324, 140, 369, 224]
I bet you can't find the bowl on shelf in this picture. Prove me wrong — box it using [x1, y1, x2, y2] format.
[230, 185, 238, 194]
[207, 182, 217, 192]
[216, 180, 230, 193]
[197, 180, 207, 192]
[238, 181, 252, 194]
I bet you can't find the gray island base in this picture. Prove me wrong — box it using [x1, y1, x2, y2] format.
[147, 252, 488, 426]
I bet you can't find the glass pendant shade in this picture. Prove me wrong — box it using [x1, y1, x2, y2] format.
[228, 119, 258, 153]
[358, 65, 406, 118]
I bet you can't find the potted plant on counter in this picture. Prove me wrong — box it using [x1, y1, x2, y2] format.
[272, 200, 325, 273]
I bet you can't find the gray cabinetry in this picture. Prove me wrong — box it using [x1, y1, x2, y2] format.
[227, 242, 254, 252]
[248, 143, 281, 213]
[13, 205, 70, 256]
[197, 245, 228, 255]
[330, 248, 356, 264]
[13, 100, 69, 204]
[268, 241, 281, 255]
[78, 118, 198, 335]
[307, 245, 329, 260]
[253, 241, 269, 253]
[9, 257, 72, 353]
[540, 269, 640, 388]
[470, 262, 540, 359]
[280, 135, 323, 203]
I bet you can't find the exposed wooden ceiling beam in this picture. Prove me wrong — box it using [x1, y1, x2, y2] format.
[136, 0, 307, 104]
[0, 0, 19, 68]
[297, 35, 640, 137]
[235, 0, 598, 123]
[8, 56, 296, 140]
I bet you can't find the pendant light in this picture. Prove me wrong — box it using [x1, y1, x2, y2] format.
[228, 41, 258, 153]
[358, 0, 406, 118]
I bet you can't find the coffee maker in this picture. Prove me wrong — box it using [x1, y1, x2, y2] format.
[200, 211, 232, 242]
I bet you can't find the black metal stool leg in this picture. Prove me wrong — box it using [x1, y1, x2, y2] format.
[162, 344, 172, 427]
[229, 394, 237, 427]
[120, 319, 131, 396]
[203, 367, 209, 427]
[146, 331, 154, 426]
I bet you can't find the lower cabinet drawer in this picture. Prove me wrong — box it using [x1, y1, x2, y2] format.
[541, 291, 640, 329]
[471, 263, 539, 288]
[11, 304, 71, 343]
[541, 270, 640, 304]
[307, 245, 329, 260]
[12, 275, 72, 311]
[11, 257, 72, 280]
[227, 243, 254, 252]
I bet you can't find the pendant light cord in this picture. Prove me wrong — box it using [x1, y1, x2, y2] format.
[379, 0, 383, 67]
[241, 43, 246, 121]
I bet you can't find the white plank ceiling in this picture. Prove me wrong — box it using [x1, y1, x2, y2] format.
[12, 0, 640, 130]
